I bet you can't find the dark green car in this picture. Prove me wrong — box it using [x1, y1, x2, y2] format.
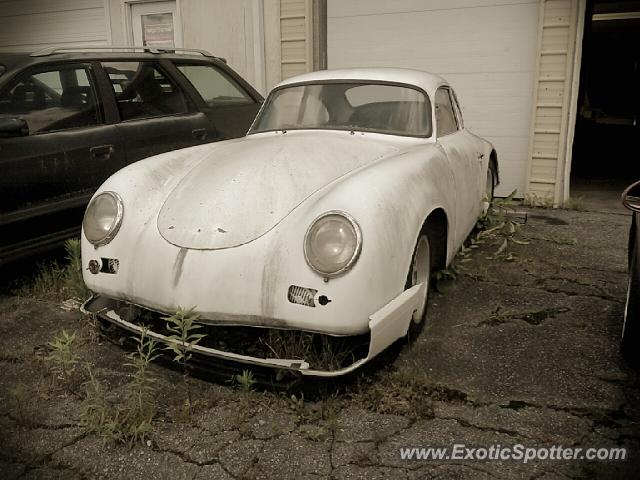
[0, 46, 262, 265]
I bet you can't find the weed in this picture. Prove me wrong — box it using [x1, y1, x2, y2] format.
[288, 392, 307, 420]
[523, 193, 585, 211]
[433, 243, 476, 291]
[523, 192, 555, 208]
[433, 191, 527, 288]
[358, 373, 435, 420]
[45, 329, 80, 391]
[63, 238, 90, 300]
[14, 261, 67, 301]
[477, 190, 529, 261]
[233, 369, 256, 392]
[561, 196, 585, 211]
[12, 238, 89, 303]
[164, 307, 205, 418]
[81, 329, 159, 447]
[261, 329, 358, 371]
[5, 384, 39, 427]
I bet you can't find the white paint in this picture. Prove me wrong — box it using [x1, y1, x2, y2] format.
[82, 69, 495, 373]
[326, 0, 539, 197]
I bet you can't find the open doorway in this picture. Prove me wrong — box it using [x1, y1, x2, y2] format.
[570, 0, 640, 211]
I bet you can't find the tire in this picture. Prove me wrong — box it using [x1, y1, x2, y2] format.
[622, 244, 640, 366]
[405, 233, 431, 341]
[482, 164, 496, 216]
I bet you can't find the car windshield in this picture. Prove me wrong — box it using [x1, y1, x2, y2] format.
[250, 82, 432, 137]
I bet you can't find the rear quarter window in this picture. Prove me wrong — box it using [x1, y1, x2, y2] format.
[176, 64, 254, 107]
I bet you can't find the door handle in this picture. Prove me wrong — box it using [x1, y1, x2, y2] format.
[90, 145, 113, 160]
[192, 128, 207, 141]
[477, 152, 485, 160]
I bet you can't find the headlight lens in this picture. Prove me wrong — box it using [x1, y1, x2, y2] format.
[304, 211, 362, 276]
[83, 192, 124, 246]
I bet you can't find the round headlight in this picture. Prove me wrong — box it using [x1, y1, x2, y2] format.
[83, 191, 124, 246]
[304, 211, 362, 277]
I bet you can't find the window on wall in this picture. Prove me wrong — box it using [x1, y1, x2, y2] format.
[176, 64, 254, 107]
[0, 65, 99, 134]
[434, 88, 458, 137]
[102, 61, 189, 120]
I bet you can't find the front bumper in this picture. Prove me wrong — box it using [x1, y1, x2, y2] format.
[81, 283, 424, 377]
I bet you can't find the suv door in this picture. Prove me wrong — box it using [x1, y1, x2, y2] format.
[100, 60, 215, 162]
[173, 61, 261, 139]
[0, 63, 124, 262]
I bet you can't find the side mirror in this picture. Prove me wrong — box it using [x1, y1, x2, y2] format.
[0, 115, 29, 138]
[622, 180, 640, 213]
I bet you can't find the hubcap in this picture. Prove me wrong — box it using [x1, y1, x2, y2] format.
[411, 235, 430, 322]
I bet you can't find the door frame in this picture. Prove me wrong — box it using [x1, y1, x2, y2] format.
[121, 0, 184, 48]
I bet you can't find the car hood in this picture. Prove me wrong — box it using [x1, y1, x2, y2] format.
[157, 131, 403, 249]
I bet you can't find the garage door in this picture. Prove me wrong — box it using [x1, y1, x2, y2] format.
[0, 0, 109, 53]
[327, 0, 540, 197]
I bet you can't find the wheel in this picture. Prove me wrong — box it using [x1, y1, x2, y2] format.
[482, 164, 495, 215]
[405, 233, 431, 340]
[622, 243, 640, 366]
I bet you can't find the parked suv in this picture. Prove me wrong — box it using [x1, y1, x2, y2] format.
[0, 46, 263, 265]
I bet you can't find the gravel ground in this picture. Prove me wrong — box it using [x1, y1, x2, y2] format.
[1, 206, 639, 479]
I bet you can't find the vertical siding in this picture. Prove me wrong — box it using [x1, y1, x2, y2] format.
[181, 0, 253, 82]
[0, 0, 107, 52]
[525, 0, 581, 204]
[280, 0, 313, 79]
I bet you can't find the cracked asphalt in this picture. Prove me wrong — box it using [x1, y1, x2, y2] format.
[1, 206, 639, 479]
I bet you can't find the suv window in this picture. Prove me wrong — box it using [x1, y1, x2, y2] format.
[434, 88, 458, 137]
[176, 64, 253, 107]
[0, 65, 99, 134]
[102, 62, 189, 121]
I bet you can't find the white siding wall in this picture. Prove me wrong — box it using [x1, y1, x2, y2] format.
[0, 0, 109, 52]
[181, 0, 259, 87]
[327, 0, 540, 197]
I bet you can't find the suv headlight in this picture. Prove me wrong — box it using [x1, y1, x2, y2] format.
[304, 211, 362, 277]
[83, 191, 124, 246]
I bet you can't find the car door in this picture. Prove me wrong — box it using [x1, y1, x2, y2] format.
[0, 62, 125, 260]
[172, 61, 261, 139]
[434, 87, 479, 247]
[100, 60, 215, 163]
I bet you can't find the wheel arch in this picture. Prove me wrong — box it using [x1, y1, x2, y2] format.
[489, 149, 500, 187]
[420, 207, 448, 272]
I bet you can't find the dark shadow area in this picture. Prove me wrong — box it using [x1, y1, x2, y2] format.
[571, 0, 640, 208]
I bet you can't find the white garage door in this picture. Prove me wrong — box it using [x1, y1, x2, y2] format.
[327, 0, 540, 197]
[0, 0, 109, 53]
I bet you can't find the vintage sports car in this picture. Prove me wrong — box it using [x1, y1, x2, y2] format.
[621, 180, 640, 364]
[81, 68, 499, 377]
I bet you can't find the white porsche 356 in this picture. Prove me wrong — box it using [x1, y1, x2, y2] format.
[81, 68, 498, 377]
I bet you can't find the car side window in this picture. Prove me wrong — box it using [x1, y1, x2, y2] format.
[449, 89, 464, 130]
[0, 64, 100, 134]
[102, 62, 189, 121]
[434, 87, 458, 137]
[176, 64, 254, 107]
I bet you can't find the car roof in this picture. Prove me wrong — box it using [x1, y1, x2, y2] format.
[275, 68, 449, 96]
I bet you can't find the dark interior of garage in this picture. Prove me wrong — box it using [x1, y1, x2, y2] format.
[570, 0, 640, 206]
